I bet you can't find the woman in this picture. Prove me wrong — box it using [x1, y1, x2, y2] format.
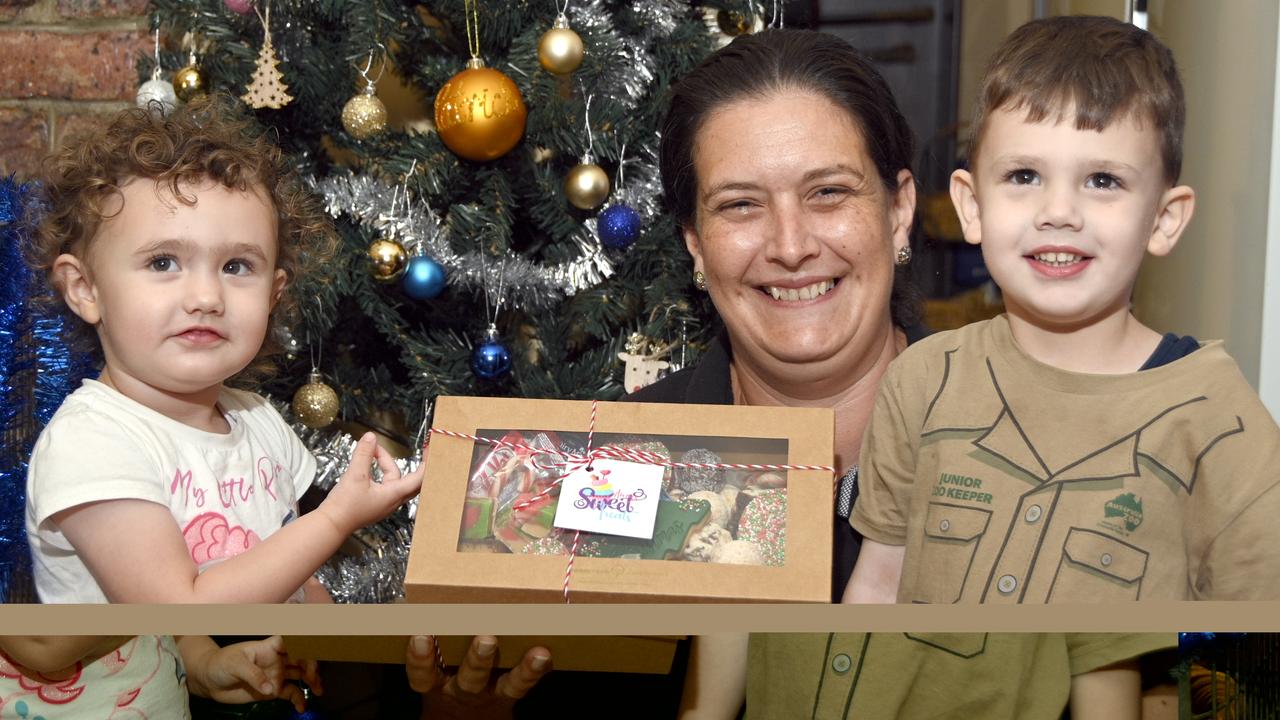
[631, 28, 924, 602]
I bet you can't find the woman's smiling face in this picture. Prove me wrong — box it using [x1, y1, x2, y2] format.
[684, 89, 915, 372]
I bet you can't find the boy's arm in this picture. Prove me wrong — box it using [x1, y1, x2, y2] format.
[0, 636, 130, 676]
[842, 539, 905, 603]
[54, 433, 421, 603]
[1068, 660, 1141, 720]
[677, 634, 748, 720]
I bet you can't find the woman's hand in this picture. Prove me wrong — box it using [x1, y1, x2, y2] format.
[179, 635, 322, 712]
[317, 432, 425, 535]
[406, 635, 551, 720]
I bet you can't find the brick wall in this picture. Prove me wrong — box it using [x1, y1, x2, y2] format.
[0, 0, 148, 179]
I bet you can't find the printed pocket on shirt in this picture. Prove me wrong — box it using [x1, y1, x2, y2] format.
[911, 502, 992, 604]
[1047, 527, 1148, 602]
[902, 632, 988, 659]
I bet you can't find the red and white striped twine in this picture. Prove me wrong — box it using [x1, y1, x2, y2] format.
[426, 399, 837, 602]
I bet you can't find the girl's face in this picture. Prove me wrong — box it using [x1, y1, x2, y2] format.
[67, 177, 285, 400]
[682, 89, 914, 377]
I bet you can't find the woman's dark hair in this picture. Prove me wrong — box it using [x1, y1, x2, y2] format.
[660, 29, 921, 329]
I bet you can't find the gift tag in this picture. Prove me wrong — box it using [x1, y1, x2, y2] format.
[553, 459, 663, 539]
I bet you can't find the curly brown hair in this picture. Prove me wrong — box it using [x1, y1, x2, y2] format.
[27, 92, 338, 382]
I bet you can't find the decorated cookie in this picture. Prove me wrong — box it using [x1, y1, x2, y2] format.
[675, 448, 725, 494]
[610, 439, 675, 492]
[736, 489, 786, 566]
[719, 485, 741, 514]
[578, 498, 711, 560]
[748, 471, 787, 489]
[689, 490, 731, 529]
[683, 524, 732, 562]
[713, 539, 765, 565]
[521, 535, 570, 556]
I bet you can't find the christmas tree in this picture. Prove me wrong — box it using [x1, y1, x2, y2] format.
[144, 0, 753, 445]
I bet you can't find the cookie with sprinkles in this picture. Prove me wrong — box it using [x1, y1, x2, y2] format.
[737, 489, 786, 566]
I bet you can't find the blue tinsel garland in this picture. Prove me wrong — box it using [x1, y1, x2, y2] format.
[0, 176, 95, 602]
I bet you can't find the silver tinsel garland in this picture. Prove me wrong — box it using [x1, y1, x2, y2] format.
[281, 398, 425, 604]
[310, 159, 666, 308]
[312, 172, 612, 309]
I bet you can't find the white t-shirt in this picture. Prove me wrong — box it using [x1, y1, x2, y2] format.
[26, 380, 316, 603]
[0, 635, 190, 719]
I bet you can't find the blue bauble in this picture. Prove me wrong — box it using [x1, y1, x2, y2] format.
[597, 204, 642, 249]
[471, 337, 512, 380]
[402, 256, 447, 300]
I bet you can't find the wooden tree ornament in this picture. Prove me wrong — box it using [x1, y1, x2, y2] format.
[242, 3, 292, 109]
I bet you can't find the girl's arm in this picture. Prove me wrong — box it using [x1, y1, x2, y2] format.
[1069, 660, 1141, 720]
[677, 634, 748, 720]
[0, 637, 130, 676]
[842, 539, 905, 603]
[178, 636, 321, 712]
[54, 433, 422, 603]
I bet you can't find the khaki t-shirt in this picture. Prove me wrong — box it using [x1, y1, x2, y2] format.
[852, 315, 1280, 602]
[745, 633, 1174, 720]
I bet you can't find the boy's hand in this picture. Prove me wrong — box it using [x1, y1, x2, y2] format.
[317, 432, 424, 535]
[407, 635, 551, 720]
[192, 636, 323, 712]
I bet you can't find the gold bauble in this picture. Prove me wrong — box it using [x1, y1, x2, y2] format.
[342, 90, 388, 139]
[564, 161, 610, 210]
[434, 61, 528, 162]
[368, 238, 408, 282]
[172, 63, 207, 103]
[292, 370, 339, 428]
[538, 14, 584, 75]
[716, 9, 756, 36]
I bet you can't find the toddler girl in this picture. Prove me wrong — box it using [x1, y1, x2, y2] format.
[24, 94, 422, 603]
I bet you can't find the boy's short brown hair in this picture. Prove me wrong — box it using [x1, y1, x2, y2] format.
[27, 92, 337, 378]
[968, 15, 1185, 185]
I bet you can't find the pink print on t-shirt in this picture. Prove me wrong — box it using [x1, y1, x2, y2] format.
[182, 512, 261, 566]
[0, 650, 87, 707]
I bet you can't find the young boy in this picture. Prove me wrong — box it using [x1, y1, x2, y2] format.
[679, 633, 1172, 719]
[846, 15, 1280, 603]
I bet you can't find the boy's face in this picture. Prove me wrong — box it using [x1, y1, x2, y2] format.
[951, 106, 1194, 331]
[61, 178, 286, 399]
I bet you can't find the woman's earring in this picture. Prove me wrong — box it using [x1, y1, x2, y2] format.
[693, 270, 707, 291]
[895, 245, 913, 266]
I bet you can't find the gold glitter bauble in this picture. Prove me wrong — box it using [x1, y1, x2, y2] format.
[292, 370, 339, 428]
[434, 62, 528, 162]
[716, 9, 756, 36]
[368, 238, 408, 282]
[172, 63, 207, 103]
[538, 15, 584, 75]
[342, 90, 388, 139]
[564, 162, 609, 210]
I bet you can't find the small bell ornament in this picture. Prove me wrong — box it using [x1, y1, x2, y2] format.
[564, 157, 609, 210]
[342, 51, 388, 139]
[292, 369, 339, 428]
[402, 255, 447, 300]
[471, 324, 512, 380]
[173, 51, 208, 103]
[136, 29, 175, 114]
[538, 9, 584, 75]
[368, 238, 408, 283]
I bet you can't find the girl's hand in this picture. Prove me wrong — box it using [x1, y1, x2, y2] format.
[185, 636, 322, 712]
[407, 635, 551, 720]
[316, 432, 424, 535]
